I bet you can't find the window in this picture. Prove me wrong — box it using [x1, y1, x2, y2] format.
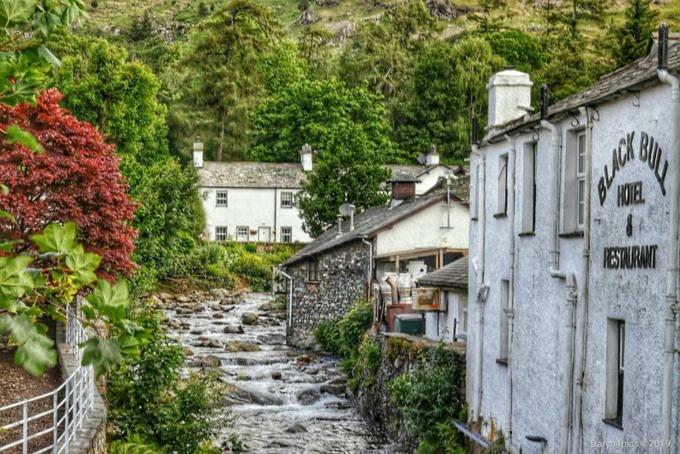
[236, 226, 249, 242]
[281, 191, 294, 208]
[577, 132, 586, 228]
[605, 319, 625, 428]
[521, 142, 537, 234]
[496, 154, 508, 216]
[457, 296, 468, 341]
[216, 190, 228, 207]
[307, 258, 319, 281]
[280, 226, 292, 244]
[498, 280, 509, 364]
[215, 226, 228, 242]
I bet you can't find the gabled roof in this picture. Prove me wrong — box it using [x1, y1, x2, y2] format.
[197, 162, 306, 189]
[486, 37, 680, 142]
[282, 193, 452, 266]
[416, 255, 468, 291]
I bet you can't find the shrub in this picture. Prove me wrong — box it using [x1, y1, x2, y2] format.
[315, 320, 342, 355]
[230, 254, 272, 291]
[388, 345, 466, 452]
[108, 310, 228, 453]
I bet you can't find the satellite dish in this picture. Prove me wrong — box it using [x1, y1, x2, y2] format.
[339, 203, 355, 216]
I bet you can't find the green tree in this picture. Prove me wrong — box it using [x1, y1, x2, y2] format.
[608, 0, 657, 66]
[249, 77, 398, 163]
[394, 37, 504, 162]
[180, 0, 279, 161]
[297, 125, 390, 237]
[298, 26, 335, 78]
[48, 33, 204, 289]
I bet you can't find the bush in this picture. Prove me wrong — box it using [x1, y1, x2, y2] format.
[388, 345, 466, 453]
[230, 254, 272, 291]
[108, 309, 229, 453]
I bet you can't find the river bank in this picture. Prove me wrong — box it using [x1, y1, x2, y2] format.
[158, 289, 396, 453]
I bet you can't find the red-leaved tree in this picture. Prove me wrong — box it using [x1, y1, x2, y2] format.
[0, 89, 137, 277]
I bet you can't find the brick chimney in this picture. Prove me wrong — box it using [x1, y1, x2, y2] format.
[192, 137, 204, 168]
[389, 175, 420, 207]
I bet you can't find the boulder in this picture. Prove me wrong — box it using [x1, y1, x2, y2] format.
[223, 325, 245, 334]
[184, 348, 194, 357]
[226, 341, 261, 352]
[285, 423, 308, 434]
[208, 339, 223, 348]
[296, 354, 313, 365]
[271, 371, 282, 380]
[241, 312, 258, 325]
[199, 355, 221, 369]
[320, 383, 346, 396]
[212, 313, 224, 319]
[257, 333, 286, 345]
[296, 388, 321, 405]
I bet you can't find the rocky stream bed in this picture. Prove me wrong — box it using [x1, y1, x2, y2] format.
[159, 290, 396, 453]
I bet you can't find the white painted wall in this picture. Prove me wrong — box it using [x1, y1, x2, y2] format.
[375, 200, 469, 257]
[424, 290, 467, 342]
[415, 166, 458, 195]
[468, 82, 678, 451]
[201, 187, 311, 243]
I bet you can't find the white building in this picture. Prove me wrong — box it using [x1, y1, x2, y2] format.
[194, 141, 462, 243]
[467, 29, 680, 453]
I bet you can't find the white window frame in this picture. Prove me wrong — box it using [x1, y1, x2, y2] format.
[576, 131, 586, 228]
[216, 190, 228, 207]
[496, 154, 508, 216]
[281, 191, 294, 208]
[280, 226, 292, 244]
[236, 226, 249, 242]
[215, 226, 228, 242]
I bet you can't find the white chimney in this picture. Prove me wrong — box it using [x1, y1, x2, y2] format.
[487, 69, 533, 129]
[425, 144, 439, 166]
[192, 137, 204, 168]
[300, 143, 313, 172]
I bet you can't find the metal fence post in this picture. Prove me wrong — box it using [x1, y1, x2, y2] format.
[22, 401, 28, 454]
[53, 390, 58, 452]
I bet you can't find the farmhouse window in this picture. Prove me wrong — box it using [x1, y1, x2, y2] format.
[307, 258, 319, 282]
[216, 190, 228, 207]
[280, 226, 292, 243]
[496, 154, 508, 216]
[281, 191, 294, 208]
[215, 226, 228, 242]
[562, 129, 586, 234]
[521, 142, 537, 234]
[236, 226, 249, 242]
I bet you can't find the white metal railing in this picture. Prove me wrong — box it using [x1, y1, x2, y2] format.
[0, 303, 95, 454]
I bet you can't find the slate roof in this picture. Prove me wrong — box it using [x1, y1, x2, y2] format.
[282, 193, 450, 266]
[416, 255, 468, 291]
[486, 36, 680, 142]
[197, 161, 466, 190]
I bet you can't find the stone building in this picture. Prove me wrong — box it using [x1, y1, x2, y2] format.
[193, 141, 459, 244]
[281, 177, 469, 347]
[467, 29, 680, 452]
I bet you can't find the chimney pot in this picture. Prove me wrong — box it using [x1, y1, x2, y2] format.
[193, 137, 204, 168]
[487, 69, 533, 129]
[337, 213, 343, 234]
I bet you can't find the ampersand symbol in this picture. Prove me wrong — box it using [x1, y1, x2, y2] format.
[626, 214, 633, 237]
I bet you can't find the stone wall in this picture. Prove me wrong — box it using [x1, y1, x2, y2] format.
[285, 239, 369, 347]
[354, 332, 466, 451]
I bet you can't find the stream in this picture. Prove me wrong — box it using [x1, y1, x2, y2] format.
[161, 291, 396, 453]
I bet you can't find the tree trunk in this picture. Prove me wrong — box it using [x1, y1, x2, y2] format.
[217, 116, 225, 162]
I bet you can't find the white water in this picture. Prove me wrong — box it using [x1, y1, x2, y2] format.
[165, 292, 396, 453]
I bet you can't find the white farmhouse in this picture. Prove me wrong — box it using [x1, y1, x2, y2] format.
[467, 28, 680, 453]
[193, 141, 461, 243]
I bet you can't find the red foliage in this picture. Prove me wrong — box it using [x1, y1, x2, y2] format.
[0, 89, 137, 277]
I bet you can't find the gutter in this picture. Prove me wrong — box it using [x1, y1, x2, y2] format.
[658, 24, 680, 454]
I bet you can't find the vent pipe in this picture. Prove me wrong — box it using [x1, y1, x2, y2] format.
[540, 84, 549, 119]
[659, 23, 669, 71]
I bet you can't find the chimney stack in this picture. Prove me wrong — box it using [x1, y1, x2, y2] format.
[425, 144, 440, 166]
[300, 143, 313, 172]
[487, 69, 533, 129]
[193, 137, 204, 168]
[389, 175, 420, 207]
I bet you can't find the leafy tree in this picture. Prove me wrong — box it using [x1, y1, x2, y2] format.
[608, 0, 658, 66]
[0, 222, 144, 377]
[297, 124, 390, 237]
[338, 0, 438, 99]
[258, 40, 307, 94]
[298, 26, 335, 78]
[394, 37, 504, 162]
[48, 34, 204, 286]
[249, 78, 397, 163]
[180, 0, 279, 161]
[473, 0, 506, 32]
[0, 90, 137, 276]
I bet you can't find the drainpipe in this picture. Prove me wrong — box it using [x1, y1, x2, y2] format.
[504, 134, 517, 448]
[658, 23, 680, 454]
[572, 106, 594, 453]
[276, 268, 294, 328]
[471, 142, 489, 424]
[541, 115, 577, 454]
